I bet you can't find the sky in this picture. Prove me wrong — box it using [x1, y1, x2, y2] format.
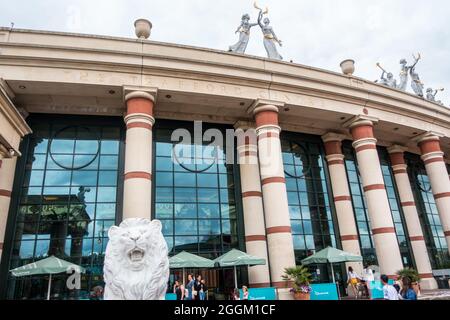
[1, 0, 449, 104]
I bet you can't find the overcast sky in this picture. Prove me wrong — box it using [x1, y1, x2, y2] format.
[1, 0, 449, 104]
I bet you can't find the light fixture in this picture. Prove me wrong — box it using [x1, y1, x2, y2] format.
[18, 85, 26, 89]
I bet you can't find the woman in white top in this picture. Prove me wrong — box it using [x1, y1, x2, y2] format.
[362, 266, 375, 299]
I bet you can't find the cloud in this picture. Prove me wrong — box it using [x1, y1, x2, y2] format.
[1, 0, 449, 104]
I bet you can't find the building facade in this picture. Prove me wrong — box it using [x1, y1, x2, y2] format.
[0, 27, 449, 299]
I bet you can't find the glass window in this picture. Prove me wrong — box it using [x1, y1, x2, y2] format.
[153, 123, 241, 259]
[5, 118, 123, 300]
[281, 137, 338, 263]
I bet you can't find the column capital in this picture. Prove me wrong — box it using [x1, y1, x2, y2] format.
[234, 120, 256, 130]
[123, 86, 158, 103]
[321, 132, 348, 143]
[343, 115, 379, 130]
[387, 144, 408, 154]
[412, 131, 444, 145]
[388, 145, 407, 167]
[247, 99, 285, 115]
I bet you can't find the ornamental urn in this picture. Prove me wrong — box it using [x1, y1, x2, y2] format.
[134, 18, 152, 39]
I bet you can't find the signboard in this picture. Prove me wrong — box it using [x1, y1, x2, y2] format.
[370, 280, 394, 299]
[239, 287, 277, 300]
[165, 293, 177, 300]
[310, 283, 339, 300]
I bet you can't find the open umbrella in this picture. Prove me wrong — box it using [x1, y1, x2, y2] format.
[169, 251, 214, 284]
[214, 249, 266, 289]
[301, 246, 363, 284]
[10, 255, 85, 300]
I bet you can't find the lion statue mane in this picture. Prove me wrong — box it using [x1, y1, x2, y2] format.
[103, 218, 169, 300]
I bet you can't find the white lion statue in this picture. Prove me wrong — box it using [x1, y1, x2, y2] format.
[103, 218, 169, 300]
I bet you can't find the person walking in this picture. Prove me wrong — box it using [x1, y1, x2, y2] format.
[193, 275, 202, 300]
[199, 279, 207, 301]
[347, 266, 361, 298]
[362, 265, 374, 299]
[185, 274, 195, 300]
[232, 288, 240, 300]
[173, 280, 184, 300]
[381, 274, 399, 300]
[399, 277, 417, 300]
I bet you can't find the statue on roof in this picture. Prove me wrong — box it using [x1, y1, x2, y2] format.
[397, 55, 420, 91]
[255, 3, 283, 60]
[229, 13, 259, 54]
[426, 87, 444, 105]
[409, 53, 424, 97]
[376, 63, 397, 88]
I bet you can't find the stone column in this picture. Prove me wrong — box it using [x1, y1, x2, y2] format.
[122, 89, 156, 220]
[249, 99, 296, 299]
[0, 157, 17, 263]
[346, 116, 403, 278]
[387, 145, 438, 289]
[235, 121, 271, 288]
[415, 132, 450, 254]
[322, 133, 363, 272]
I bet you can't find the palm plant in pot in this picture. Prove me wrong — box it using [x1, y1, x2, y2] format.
[396, 268, 421, 295]
[282, 265, 312, 300]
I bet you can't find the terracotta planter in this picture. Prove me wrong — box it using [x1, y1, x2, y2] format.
[294, 292, 310, 300]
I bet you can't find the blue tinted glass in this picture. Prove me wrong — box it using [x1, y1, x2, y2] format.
[99, 156, 118, 170]
[155, 203, 173, 219]
[75, 140, 98, 154]
[51, 139, 74, 153]
[197, 174, 218, 187]
[156, 187, 173, 202]
[72, 171, 97, 186]
[98, 171, 117, 186]
[45, 171, 71, 186]
[175, 188, 196, 202]
[175, 220, 198, 235]
[156, 171, 173, 187]
[101, 140, 119, 154]
[175, 203, 197, 218]
[174, 172, 195, 187]
[96, 203, 115, 219]
[199, 220, 220, 235]
[198, 204, 220, 218]
[156, 157, 173, 171]
[289, 206, 301, 219]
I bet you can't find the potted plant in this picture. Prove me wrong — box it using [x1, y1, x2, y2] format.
[396, 268, 421, 295]
[282, 266, 312, 300]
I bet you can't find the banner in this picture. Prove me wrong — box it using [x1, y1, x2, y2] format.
[240, 287, 277, 300]
[310, 283, 339, 300]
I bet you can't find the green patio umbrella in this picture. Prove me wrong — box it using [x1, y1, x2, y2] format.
[169, 251, 214, 284]
[214, 249, 266, 288]
[10, 255, 86, 300]
[301, 246, 363, 284]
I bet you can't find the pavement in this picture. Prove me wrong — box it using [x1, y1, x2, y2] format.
[418, 289, 450, 300]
